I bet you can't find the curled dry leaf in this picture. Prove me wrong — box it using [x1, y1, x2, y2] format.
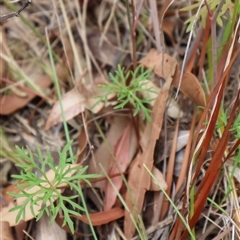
[124, 51, 177, 239]
[139, 48, 206, 107]
[104, 121, 137, 211]
[174, 71, 206, 107]
[0, 164, 78, 226]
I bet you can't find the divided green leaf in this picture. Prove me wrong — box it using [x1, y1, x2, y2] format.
[8, 142, 100, 233]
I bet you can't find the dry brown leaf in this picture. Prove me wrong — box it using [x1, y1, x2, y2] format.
[0, 76, 53, 115]
[45, 81, 116, 130]
[139, 48, 206, 107]
[72, 207, 124, 226]
[139, 49, 178, 80]
[124, 51, 177, 239]
[87, 116, 130, 191]
[104, 121, 137, 211]
[0, 35, 73, 115]
[45, 86, 92, 130]
[173, 71, 206, 107]
[0, 164, 78, 226]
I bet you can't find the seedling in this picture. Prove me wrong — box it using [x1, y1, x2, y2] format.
[8, 141, 99, 233]
[92, 65, 155, 122]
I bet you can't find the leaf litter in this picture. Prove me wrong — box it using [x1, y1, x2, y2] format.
[0, 1, 239, 239]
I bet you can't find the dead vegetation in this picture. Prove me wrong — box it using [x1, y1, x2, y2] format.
[0, 0, 240, 239]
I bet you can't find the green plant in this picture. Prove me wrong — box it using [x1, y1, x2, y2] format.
[8, 141, 99, 234]
[92, 64, 155, 122]
[230, 112, 240, 139]
[204, 106, 240, 139]
[0, 128, 25, 164]
[215, 107, 228, 130]
[181, 0, 234, 32]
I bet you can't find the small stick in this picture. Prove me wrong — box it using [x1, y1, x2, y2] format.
[0, 0, 31, 21]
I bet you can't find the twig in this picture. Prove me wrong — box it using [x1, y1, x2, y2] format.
[0, 0, 31, 21]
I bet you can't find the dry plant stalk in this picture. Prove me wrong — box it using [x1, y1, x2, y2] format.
[0, 0, 31, 21]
